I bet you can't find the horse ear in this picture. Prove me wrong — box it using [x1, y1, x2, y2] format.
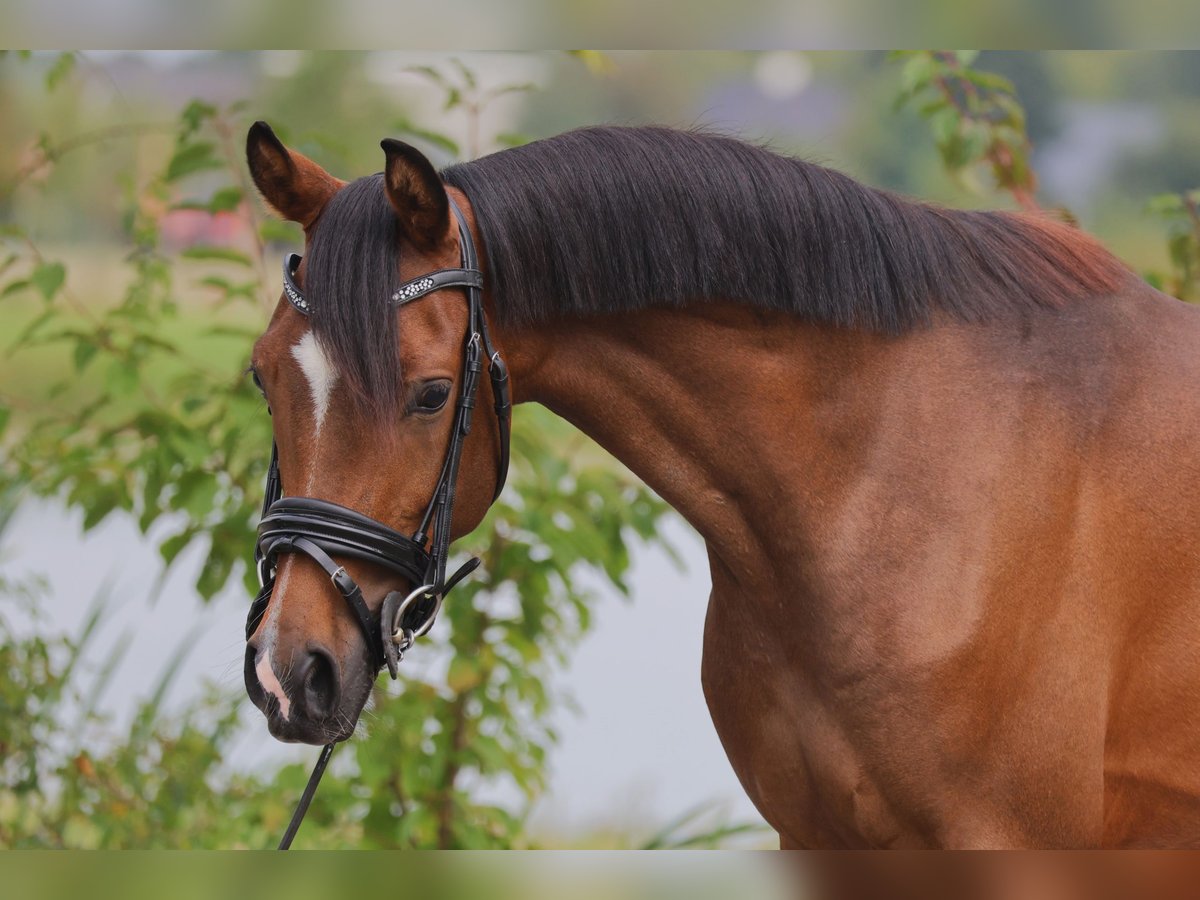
[246, 121, 343, 229]
[381, 138, 450, 251]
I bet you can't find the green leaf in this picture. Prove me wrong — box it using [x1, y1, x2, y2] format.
[486, 82, 536, 101]
[208, 186, 243, 212]
[1146, 193, 1185, 216]
[81, 484, 120, 530]
[9, 308, 56, 347]
[2, 278, 30, 298]
[393, 118, 460, 157]
[447, 655, 483, 693]
[962, 68, 1015, 95]
[45, 52, 75, 90]
[929, 106, 960, 148]
[941, 133, 970, 169]
[104, 359, 139, 397]
[180, 245, 253, 267]
[566, 50, 616, 75]
[72, 340, 99, 373]
[993, 93, 1027, 130]
[196, 549, 233, 599]
[159, 530, 194, 566]
[166, 141, 223, 182]
[900, 52, 937, 95]
[173, 186, 243, 215]
[452, 57, 478, 90]
[180, 100, 218, 137]
[404, 64, 449, 88]
[960, 121, 992, 166]
[495, 132, 531, 149]
[259, 219, 301, 244]
[30, 261, 66, 300]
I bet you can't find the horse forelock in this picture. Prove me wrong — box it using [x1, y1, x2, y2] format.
[304, 172, 403, 418]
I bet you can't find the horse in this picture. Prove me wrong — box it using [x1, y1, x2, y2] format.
[242, 120, 1200, 848]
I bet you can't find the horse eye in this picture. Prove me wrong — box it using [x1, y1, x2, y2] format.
[249, 367, 265, 395]
[415, 381, 451, 412]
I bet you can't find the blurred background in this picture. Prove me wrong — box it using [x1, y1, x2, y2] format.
[1, 51, 1197, 849]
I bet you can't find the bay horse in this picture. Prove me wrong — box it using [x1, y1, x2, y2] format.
[242, 121, 1200, 848]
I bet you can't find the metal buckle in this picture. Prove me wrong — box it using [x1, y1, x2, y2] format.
[380, 583, 441, 679]
[392, 583, 442, 639]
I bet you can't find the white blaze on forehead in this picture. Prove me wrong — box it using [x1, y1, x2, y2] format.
[291, 331, 339, 432]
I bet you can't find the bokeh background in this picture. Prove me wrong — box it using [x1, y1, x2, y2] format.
[1, 51, 1198, 849]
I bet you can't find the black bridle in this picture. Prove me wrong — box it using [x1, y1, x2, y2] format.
[248, 196, 511, 848]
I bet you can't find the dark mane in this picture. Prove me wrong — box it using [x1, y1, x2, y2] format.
[308, 126, 1131, 414]
[443, 126, 1129, 331]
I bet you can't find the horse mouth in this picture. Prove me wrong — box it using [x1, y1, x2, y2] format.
[265, 712, 355, 745]
[243, 643, 368, 746]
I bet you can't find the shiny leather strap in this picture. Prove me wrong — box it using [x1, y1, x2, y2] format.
[282, 253, 483, 315]
[257, 497, 431, 584]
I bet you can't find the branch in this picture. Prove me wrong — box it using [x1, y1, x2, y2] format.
[436, 692, 469, 848]
[1, 122, 175, 202]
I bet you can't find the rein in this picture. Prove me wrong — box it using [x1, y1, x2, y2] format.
[248, 196, 510, 849]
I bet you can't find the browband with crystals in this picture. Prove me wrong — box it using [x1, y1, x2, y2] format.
[281, 253, 484, 316]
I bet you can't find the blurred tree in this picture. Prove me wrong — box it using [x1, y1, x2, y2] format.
[891, 50, 1198, 301]
[976, 52, 1060, 149]
[0, 52, 705, 849]
[1144, 190, 1200, 301]
[892, 50, 1039, 210]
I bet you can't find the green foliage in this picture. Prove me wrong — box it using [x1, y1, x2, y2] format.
[0, 52, 706, 849]
[1, 588, 765, 849]
[892, 51, 1197, 304]
[0, 590, 320, 849]
[400, 58, 538, 159]
[1144, 189, 1200, 301]
[891, 50, 1038, 209]
[2, 93, 270, 602]
[638, 801, 768, 850]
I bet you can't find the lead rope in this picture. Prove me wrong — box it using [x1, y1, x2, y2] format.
[278, 742, 335, 849]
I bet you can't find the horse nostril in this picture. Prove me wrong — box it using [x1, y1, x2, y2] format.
[300, 649, 339, 720]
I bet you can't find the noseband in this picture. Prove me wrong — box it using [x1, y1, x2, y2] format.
[248, 196, 511, 848]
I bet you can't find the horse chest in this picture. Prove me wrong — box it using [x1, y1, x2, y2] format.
[695, 570, 1106, 848]
[698, 582, 927, 848]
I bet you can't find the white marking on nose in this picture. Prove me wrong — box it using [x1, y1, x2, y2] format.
[255, 560, 292, 720]
[256, 652, 291, 721]
[291, 331, 338, 433]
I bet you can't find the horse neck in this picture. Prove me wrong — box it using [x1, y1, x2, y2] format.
[496, 302, 905, 587]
